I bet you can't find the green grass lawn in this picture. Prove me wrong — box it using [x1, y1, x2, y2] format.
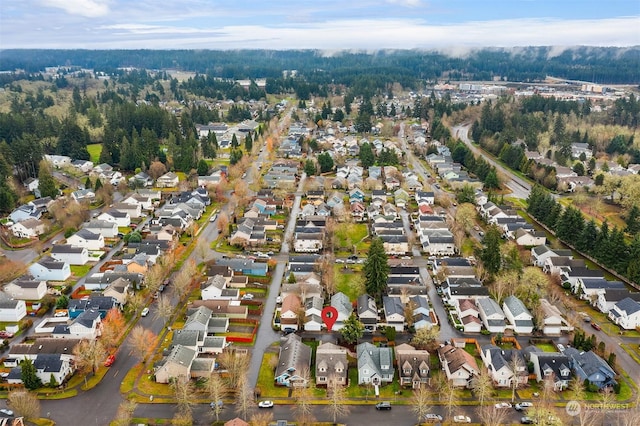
[87, 144, 102, 164]
[70, 264, 92, 277]
[256, 353, 289, 398]
[334, 223, 369, 254]
[334, 265, 365, 301]
[535, 343, 558, 352]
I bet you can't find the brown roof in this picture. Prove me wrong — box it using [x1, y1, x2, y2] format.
[282, 294, 301, 315]
[437, 344, 479, 374]
[459, 299, 478, 313]
[225, 418, 249, 426]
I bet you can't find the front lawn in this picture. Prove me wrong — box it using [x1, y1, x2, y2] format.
[334, 223, 369, 254]
[70, 264, 92, 277]
[256, 352, 290, 398]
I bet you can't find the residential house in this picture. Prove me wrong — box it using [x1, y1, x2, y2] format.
[9, 204, 42, 223]
[456, 299, 482, 333]
[304, 296, 324, 331]
[411, 295, 436, 330]
[24, 177, 39, 193]
[539, 299, 573, 335]
[514, 228, 547, 247]
[71, 188, 96, 202]
[330, 292, 353, 331]
[28, 256, 70, 282]
[280, 294, 302, 331]
[183, 306, 213, 334]
[294, 232, 323, 253]
[395, 343, 430, 389]
[98, 210, 131, 227]
[6, 354, 76, 387]
[437, 344, 480, 387]
[51, 245, 88, 265]
[102, 277, 130, 306]
[476, 298, 506, 333]
[113, 202, 143, 219]
[481, 345, 528, 388]
[357, 295, 378, 332]
[129, 171, 154, 187]
[564, 347, 616, 390]
[275, 334, 311, 387]
[4, 278, 47, 300]
[67, 297, 117, 319]
[52, 309, 102, 340]
[0, 298, 27, 322]
[154, 344, 197, 384]
[201, 275, 240, 301]
[67, 229, 105, 251]
[596, 289, 640, 314]
[380, 234, 409, 255]
[10, 218, 46, 239]
[356, 342, 394, 385]
[315, 342, 348, 386]
[45, 154, 72, 167]
[382, 296, 405, 332]
[156, 172, 179, 188]
[216, 259, 268, 276]
[530, 245, 573, 267]
[502, 295, 534, 334]
[84, 220, 118, 239]
[528, 351, 573, 391]
[574, 278, 625, 301]
[608, 297, 640, 330]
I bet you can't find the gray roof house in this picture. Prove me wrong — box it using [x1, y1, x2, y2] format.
[564, 347, 616, 390]
[502, 295, 534, 334]
[275, 334, 311, 387]
[315, 342, 348, 386]
[356, 342, 394, 386]
[476, 298, 506, 333]
[382, 296, 405, 332]
[330, 292, 353, 331]
[357, 295, 378, 332]
[395, 343, 430, 389]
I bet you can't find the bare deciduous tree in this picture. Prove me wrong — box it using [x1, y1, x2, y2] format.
[410, 385, 432, 423]
[112, 399, 138, 426]
[476, 404, 507, 426]
[436, 371, 458, 422]
[235, 375, 255, 420]
[411, 325, 440, 351]
[73, 338, 106, 376]
[7, 389, 40, 420]
[470, 368, 494, 406]
[325, 376, 350, 424]
[128, 326, 158, 364]
[154, 294, 174, 327]
[250, 411, 274, 426]
[172, 375, 195, 417]
[206, 373, 228, 423]
[218, 348, 250, 391]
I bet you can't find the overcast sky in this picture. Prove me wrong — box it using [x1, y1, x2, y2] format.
[1, 0, 639, 50]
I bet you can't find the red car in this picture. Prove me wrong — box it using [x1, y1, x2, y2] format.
[104, 355, 116, 367]
[0, 331, 14, 339]
[591, 322, 602, 331]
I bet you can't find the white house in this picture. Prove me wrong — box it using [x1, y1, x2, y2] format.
[156, 172, 179, 188]
[476, 298, 506, 333]
[112, 202, 143, 219]
[51, 245, 89, 265]
[53, 309, 102, 340]
[0, 298, 27, 322]
[84, 220, 118, 239]
[608, 298, 640, 330]
[294, 233, 323, 253]
[539, 299, 573, 335]
[67, 229, 105, 251]
[28, 257, 71, 281]
[200, 275, 239, 301]
[382, 296, 405, 332]
[502, 295, 534, 334]
[10, 218, 46, 239]
[330, 292, 353, 331]
[4, 278, 48, 301]
[98, 210, 131, 227]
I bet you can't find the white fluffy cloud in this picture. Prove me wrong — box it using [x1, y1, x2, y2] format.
[40, 0, 110, 18]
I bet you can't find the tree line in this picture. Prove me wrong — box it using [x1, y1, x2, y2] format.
[527, 185, 640, 284]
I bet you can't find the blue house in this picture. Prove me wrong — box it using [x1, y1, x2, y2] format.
[67, 296, 117, 319]
[216, 259, 268, 276]
[563, 347, 617, 390]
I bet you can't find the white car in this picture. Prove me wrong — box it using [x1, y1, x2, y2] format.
[424, 414, 443, 422]
[515, 402, 533, 411]
[258, 400, 274, 408]
[242, 293, 254, 300]
[453, 415, 471, 423]
[276, 296, 282, 304]
[0, 409, 13, 416]
[141, 307, 150, 317]
[495, 402, 512, 409]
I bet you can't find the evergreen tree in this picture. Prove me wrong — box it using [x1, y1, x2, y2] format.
[84, 176, 92, 189]
[340, 313, 364, 345]
[359, 142, 375, 168]
[38, 160, 58, 199]
[480, 225, 502, 275]
[94, 178, 103, 191]
[244, 133, 252, 152]
[231, 133, 239, 149]
[625, 204, 640, 234]
[304, 159, 317, 176]
[317, 152, 334, 173]
[576, 220, 599, 254]
[363, 238, 390, 303]
[20, 359, 42, 390]
[484, 168, 500, 189]
[555, 206, 584, 246]
[197, 159, 209, 176]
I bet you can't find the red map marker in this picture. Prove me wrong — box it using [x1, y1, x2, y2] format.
[321, 306, 338, 331]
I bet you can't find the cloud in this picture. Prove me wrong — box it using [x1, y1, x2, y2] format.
[40, 0, 110, 18]
[386, 0, 423, 6]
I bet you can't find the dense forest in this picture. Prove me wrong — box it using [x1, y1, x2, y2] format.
[1, 47, 639, 86]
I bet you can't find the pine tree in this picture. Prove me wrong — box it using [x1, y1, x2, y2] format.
[317, 152, 334, 173]
[480, 225, 502, 275]
[359, 142, 375, 168]
[304, 159, 316, 176]
[37, 160, 58, 199]
[231, 133, 239, 149]
[625, 204, 640, 234]
[363, 238, 390, 303]
[20, 359, 42, 390]
[340, 313, 364, 345]
[244, 133, 253, 152]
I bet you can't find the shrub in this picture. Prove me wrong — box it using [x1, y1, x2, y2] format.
[481, 329, 491, 335]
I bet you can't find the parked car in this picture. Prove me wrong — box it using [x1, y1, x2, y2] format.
[258, 400, 274, 408]
[591, 322, 602, 331]
[375, 402, 392, 410]
[104, 355, 116, 367]
[282, 327, 295, 335]
[242, 293, 254, 300]
[515, 402, 533, 411]
[424, 414, 443, 422]
[495, 402, 512, 409]
[521, 417, 535, 424]
[276, 296, 282, 304]
[453, 415, 471, 423]
[0, 331, 14, 339]
[210, 400, 224, 410]
[0, 409, 13, 416]
[54, 310, 68, 317]
[141, 307, 150, 317]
